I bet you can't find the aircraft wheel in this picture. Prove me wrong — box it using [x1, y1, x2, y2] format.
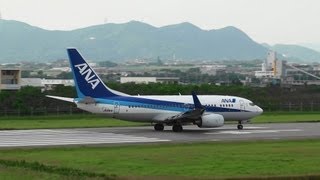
[154, 123, 164, 131]
[172, 124, 183, 132]
[237, 124, 243, 130]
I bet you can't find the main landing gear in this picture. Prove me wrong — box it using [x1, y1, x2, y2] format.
[154, 123, 183, 132]
[154, 123, 164, 131]
[172, 124, 183, 132]
[237, 121, 243, 130]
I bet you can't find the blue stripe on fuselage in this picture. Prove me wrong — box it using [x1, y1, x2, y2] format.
[75, 96, 245, 113]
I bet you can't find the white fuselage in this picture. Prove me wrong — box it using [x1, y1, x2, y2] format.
[76, 95, 263, 123]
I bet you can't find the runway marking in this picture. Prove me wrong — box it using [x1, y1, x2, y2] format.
[240, 126, 267, 129]
[205, 129, 302, 135]
[210, 139, 221, 141]
[0, 129, 170, 147]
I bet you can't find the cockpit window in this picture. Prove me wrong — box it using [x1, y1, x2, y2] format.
[249, 102, 255, 106]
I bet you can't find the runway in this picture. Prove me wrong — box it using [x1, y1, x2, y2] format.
[0, 122, 320, 148]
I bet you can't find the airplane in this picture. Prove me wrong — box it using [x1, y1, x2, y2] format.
[47, 48, 263, 132]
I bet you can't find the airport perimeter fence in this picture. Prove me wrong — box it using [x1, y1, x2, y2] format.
[258, 102, 320, 112]
[0, 102, 320, 117]
[0, 106, 88, 117]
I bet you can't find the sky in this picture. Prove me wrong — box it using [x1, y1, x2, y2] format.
[0, 0, 319, 45]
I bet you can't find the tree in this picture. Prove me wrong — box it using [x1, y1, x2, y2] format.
[13, 86, 43, 113]
[56, 72, 73, 79]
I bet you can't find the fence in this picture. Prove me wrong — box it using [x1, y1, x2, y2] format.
[0, 106, 87, 117]
[258, 102, 320, 112]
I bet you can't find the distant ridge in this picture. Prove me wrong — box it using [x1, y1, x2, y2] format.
[271, 44, 320, 62]
[0, 19, 270, 62]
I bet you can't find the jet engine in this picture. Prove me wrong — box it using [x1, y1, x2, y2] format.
[196, 114, 224, 128]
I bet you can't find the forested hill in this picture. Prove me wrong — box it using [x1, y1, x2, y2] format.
[0, 19, 268, 62]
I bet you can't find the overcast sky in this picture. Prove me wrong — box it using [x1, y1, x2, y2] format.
[0, 0, 319, 45]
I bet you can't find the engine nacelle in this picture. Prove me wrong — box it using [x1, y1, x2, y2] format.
[197, 114, 224, 128]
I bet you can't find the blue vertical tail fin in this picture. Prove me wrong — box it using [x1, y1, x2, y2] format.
[67, 48, 125, 98]
[192, 91, 203, 109]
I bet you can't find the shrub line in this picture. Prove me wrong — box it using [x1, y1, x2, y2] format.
[0, 159, 116, 179]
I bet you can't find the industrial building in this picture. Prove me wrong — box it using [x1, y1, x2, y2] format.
[0, 68, 21, 90]
[255, 51, 320, 86]
[200, 65, 226, 75]
[21, 78, 74, 91]
[255, 51, 286, 78]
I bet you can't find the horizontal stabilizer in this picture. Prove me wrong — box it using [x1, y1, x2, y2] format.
[46, 95, 74, 103]
[78, 96, 96, 104]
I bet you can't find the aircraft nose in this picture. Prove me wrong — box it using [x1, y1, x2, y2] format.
[256, 106, 263, 114]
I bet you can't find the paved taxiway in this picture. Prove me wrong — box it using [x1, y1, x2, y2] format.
[0, 123, 319, 148]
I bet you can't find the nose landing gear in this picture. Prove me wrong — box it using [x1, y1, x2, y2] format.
[154, 123, 164, 131]
[237, 121, 243, 130]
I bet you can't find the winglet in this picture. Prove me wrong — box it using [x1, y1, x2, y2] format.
[192, 91, 203, 109]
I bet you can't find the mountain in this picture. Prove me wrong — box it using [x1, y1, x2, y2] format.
[270, 44, 320, 63]
[300, 43, 320, 53]
[0, 19, 269, 62]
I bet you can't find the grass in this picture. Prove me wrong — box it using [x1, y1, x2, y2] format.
[0, 112, 319, 130]
[0, 166, 67, 180]
[0, 139, 320, 179]
[0, 165, 107, 180]
[252, 111, 320, 123]
[0, 159, 111, 180]
[0, 114, 145, 130]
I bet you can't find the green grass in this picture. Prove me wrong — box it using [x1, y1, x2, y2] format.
[0, 114, 145, 130]
[0, 166, 103, 180]
[252, 111, 320, 123]
[0, 139, 320, 179]
[0, 112, 320, 130]
[0, 166, 62, 180]
[0, 160, 110, 180]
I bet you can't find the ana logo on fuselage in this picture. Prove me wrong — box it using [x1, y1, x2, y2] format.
[74, 63, 100, 89]
[221, 98, 236, 103]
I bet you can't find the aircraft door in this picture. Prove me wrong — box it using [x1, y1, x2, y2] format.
[113, 101, 120, 114]
[239, 100, 245, 111]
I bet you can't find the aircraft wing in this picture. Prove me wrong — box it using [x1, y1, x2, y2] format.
[164, 92, 205, 123]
